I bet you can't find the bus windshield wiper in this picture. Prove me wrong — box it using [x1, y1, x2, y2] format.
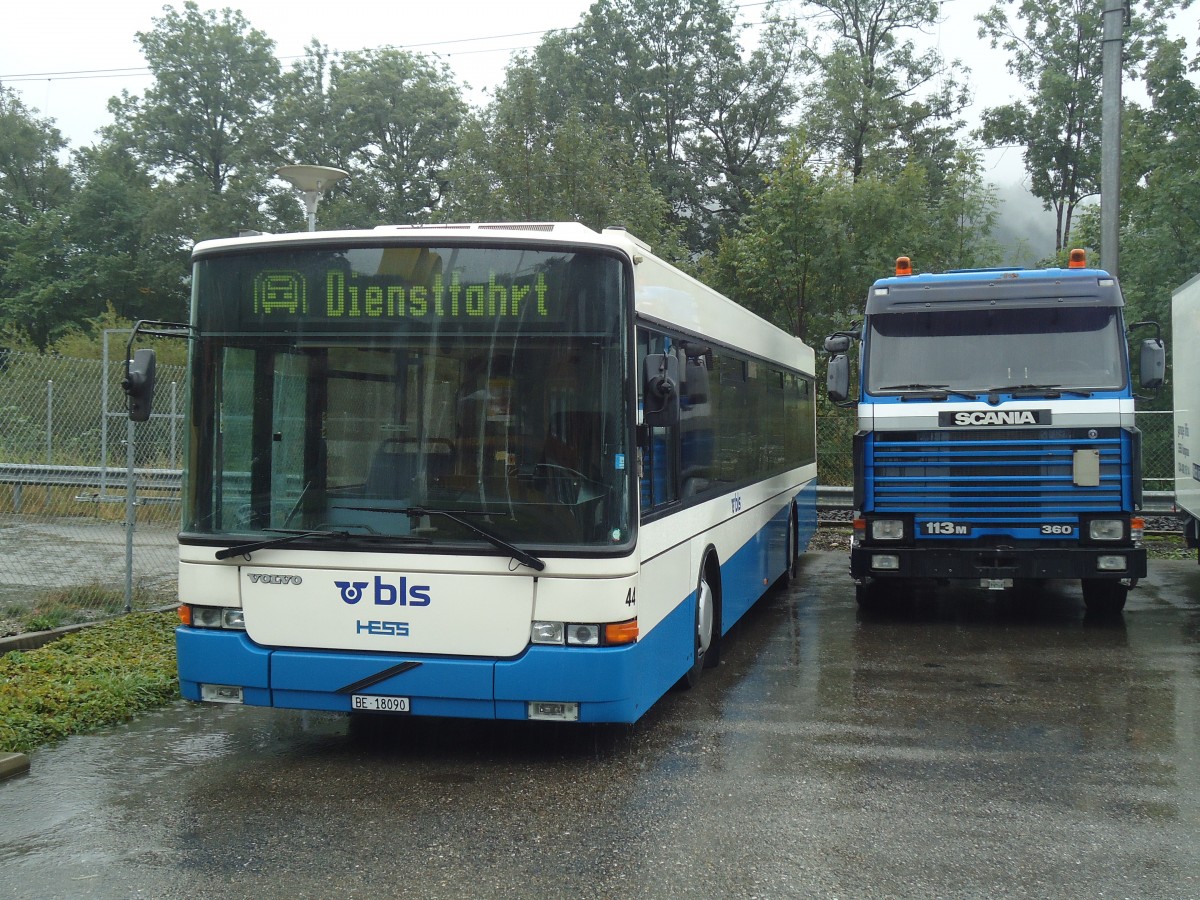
[877, 383, 979, 401]
[345, 505, 546, 572]
[215, 527, 429, 561]
[216, 529, 352, 560]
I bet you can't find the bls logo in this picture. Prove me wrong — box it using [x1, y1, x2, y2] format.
[335, 576, 432, 606]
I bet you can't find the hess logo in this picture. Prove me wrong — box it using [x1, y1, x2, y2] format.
[335, 575, 431, 606]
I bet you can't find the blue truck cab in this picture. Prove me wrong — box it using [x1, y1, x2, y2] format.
[826, 251, 1165, 613]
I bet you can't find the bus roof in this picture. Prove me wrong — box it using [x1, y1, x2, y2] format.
[192, 222, 646, 260]
[191, 222, 814, 374]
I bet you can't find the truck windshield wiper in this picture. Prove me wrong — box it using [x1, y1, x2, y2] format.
[215, 527, 429, 560]
[985, 383, 1093, 398]
[877, 383, 979, 401]
[345, 505, 547, 572]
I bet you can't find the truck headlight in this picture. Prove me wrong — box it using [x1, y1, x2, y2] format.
[871, 519, 905, 541]
[1088, 519, 1125, 541]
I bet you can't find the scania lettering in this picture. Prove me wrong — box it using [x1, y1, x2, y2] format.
[124, 223, 818, 723]
[826, 250, 1165, 614]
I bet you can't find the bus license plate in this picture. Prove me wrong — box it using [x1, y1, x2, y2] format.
[351, 694, 411, 713]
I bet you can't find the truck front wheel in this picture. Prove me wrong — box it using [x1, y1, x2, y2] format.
[1081, 578, 1127, 615]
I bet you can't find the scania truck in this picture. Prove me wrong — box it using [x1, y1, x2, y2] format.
[826, 251, 1165, 613]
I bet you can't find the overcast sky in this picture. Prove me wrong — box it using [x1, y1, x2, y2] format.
[2, 1, 1037, 172]
[2, 0, 1196, 256]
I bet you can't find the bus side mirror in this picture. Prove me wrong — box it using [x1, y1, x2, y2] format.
[827, 354, 851, 404]
[124, 348, 157, 422]
[643, 353, 680, 427]
[1139, 338, 1165, 391]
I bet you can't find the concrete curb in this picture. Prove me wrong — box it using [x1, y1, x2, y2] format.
[0, 605, 178, 657]
[0, 752, 31, 781]
[0, 622, 91, 656]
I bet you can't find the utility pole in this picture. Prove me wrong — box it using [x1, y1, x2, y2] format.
[1100, 0, 1128, 276]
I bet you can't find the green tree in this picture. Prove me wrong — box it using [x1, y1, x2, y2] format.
[109, 1, 285, 239]
[692, 8, 803, 235]
[65, 141, 192, 325]
[441, 54, 679, 255]
[799, 0, 971, 182]
[0, 208, 74, 350]
[0, 85, 74, 348]
[976, 0, 1179, 253]
[536, 0, 802, 252]
[1111, 35, 1200, 331]
[715, 136, 998, 344]
[0, 85, 72, 224]
[321, 48, 466, 227]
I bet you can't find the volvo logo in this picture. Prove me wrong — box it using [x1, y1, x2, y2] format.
[248, 573, 303, 585]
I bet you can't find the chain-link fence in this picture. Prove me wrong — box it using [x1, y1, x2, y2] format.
[0, 348, 1183, 635]
[0, 342, 185, 635]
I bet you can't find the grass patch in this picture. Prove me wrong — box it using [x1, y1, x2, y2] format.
[17, 582, 173, 634]
[1144, 532, 1192, 561]
[0, 611, 179, 755]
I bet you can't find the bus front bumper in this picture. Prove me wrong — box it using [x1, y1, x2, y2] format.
[176, 603, 690, 724]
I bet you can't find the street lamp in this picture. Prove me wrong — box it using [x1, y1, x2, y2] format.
[274, 164, 349, 232]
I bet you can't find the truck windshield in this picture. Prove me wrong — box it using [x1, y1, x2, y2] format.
[865, 306, 1127, 395]
[183, 244, 632, 550]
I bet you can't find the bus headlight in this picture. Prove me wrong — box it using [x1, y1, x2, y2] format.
[531, 621, 564, 645]
[181, 604, 246, 630]
[531, 619, 638, 646]
[566, 624, 600, 646]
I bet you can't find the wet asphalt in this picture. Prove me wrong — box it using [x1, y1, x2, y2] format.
[2, 550, 1198, 899]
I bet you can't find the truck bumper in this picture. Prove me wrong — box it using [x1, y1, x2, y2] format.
[850, 545, 1147, 582]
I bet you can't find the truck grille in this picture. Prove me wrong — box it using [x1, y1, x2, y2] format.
[868, 428, 1128, 533]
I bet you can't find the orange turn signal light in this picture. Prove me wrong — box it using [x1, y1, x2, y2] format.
[604, 618, 639, 645]
[178, 604, 192, 626]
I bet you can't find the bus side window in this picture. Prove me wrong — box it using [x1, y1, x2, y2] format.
[638, 328, 679, 513]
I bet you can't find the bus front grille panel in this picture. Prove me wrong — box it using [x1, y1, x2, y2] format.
[869, 428, 1125, 528]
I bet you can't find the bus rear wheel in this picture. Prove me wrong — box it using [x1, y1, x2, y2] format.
[1081, 579, 1127, 615]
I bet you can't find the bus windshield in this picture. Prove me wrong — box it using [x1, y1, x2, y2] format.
[184, 243, 632, 550]
[865, 305, 1128, 395]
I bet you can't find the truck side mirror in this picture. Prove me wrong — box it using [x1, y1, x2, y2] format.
[1140, 338, 1165, 391]
[643, 353, 680, 427]
[824, 334, 851, 354]
[827, 354, 850, 404]
[124, 348, 157, 422]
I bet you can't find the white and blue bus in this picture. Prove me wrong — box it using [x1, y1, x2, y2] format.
[137, 223, 817, 723]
